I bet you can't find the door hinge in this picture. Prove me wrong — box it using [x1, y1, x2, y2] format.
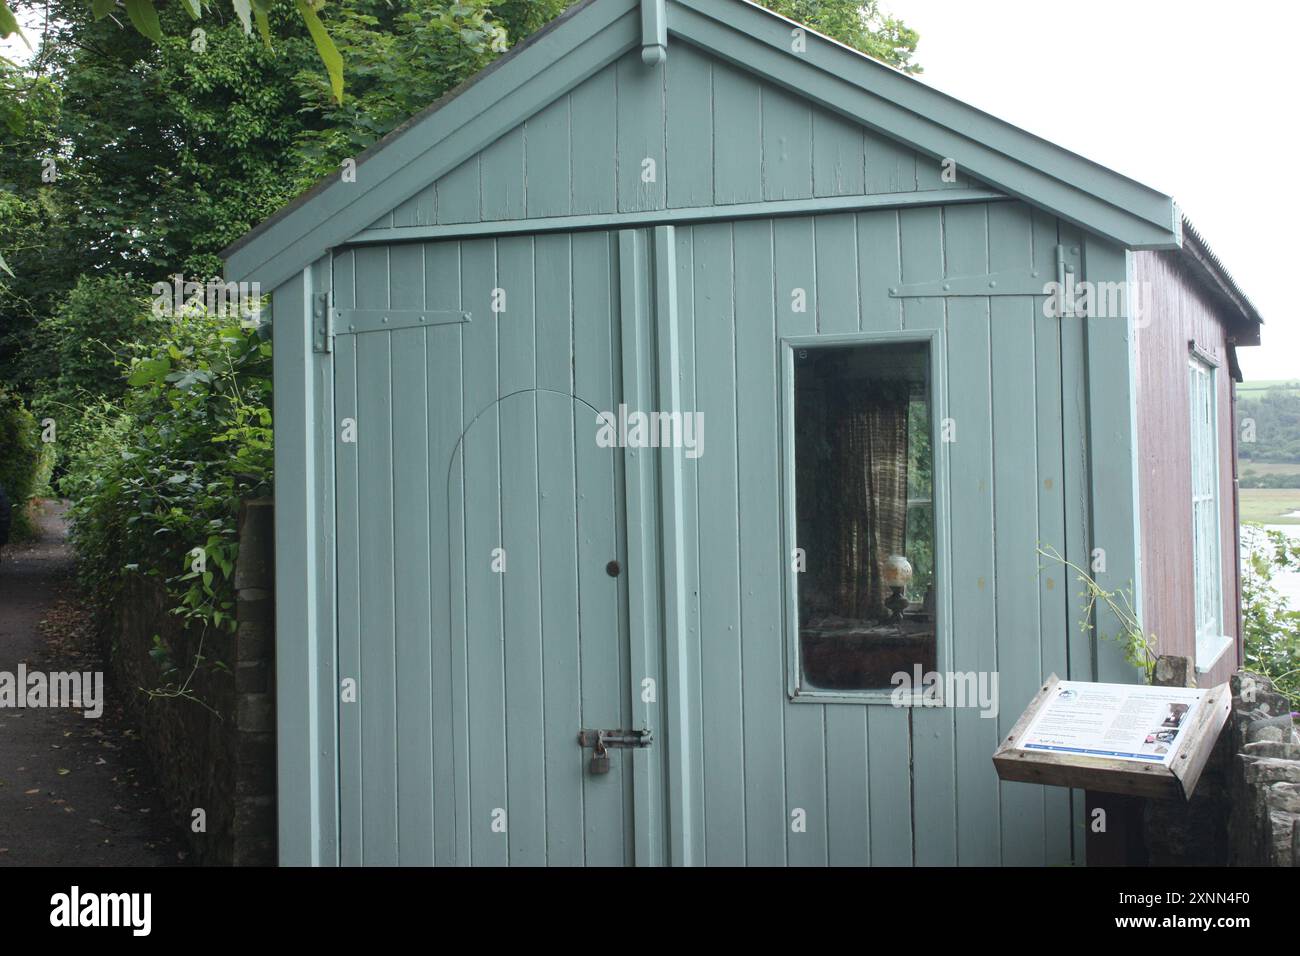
[313, 291, 333, 353]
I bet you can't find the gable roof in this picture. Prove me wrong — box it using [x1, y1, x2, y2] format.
[224, 0, 1184, 291]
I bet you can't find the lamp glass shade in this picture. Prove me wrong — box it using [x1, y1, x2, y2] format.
[883, 554, 913, 588]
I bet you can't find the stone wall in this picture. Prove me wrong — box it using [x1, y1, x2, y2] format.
[1143, 662, 1298, 866]
[1226, 672, 1299, 866]
[110, 499, 276, 865]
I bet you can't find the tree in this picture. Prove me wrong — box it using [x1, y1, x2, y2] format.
[757, 0, 920, 72]
[3, 1, 346, 101]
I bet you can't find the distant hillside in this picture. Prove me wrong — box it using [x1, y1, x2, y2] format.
[1238, 380, 1300, 400]
[1238, 382, 1300, 489]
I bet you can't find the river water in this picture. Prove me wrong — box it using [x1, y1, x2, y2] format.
[1245, 524, 1300, 610]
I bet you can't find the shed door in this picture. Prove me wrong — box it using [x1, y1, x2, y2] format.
[331, 233, 657, 865]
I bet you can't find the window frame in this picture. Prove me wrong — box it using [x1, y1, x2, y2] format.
[780, 329, 951, 705]
[1187, 349, 1230, 672]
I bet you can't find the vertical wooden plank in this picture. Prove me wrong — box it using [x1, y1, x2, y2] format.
[712, 62, 762, 205]
[1057, 228, 1093, 689]
[856, 209, 904, 331]
[616, 53, 666, 213]
[774, 217, 817, 338]
[774, 216, 826, 866]
[388, 243, 434, 865]
[732, 219, 786, 866]
[620, 228, 665, 866]
[865, 709, 911, 865]
[813, 110, 866, 199]
[1031, 210, 1073, 866]
[423, 240, 463, 865]
[941, 203, 1000, 866]
[480, 127, 526, 222]
[393, 183, 436, 228]
[898, 206, 955, 866]
[865, 130, 917, 194]
[826, 706, 869, 865]
[332, 330, 363, 867]
[332, 254, 362, 867]
[1057, 227, 1091, 861]
[813, 214, 858, 333]
[914, 151, 952, 191]
[673, 226, 708, 864]
[985, 202, 1046, 866]
[526, 98, 572, 220]
[691, 221, 746, 864]
[654, 225, 697, 865]
[570, 70, 618, 216]
[1083, 237, 1144, 685]
[442, 245, 473, 866]
[273, 259, 330, 866]
[494, 237, 546, 865]
[436, 157, 481, 225]
[761, 85, 813, 201]
[532, 235, 585, 865]
[572, 231, 629, 864]
[353, 246, 399, 866]
[666, 44, 713, 209]
[310, 253, 340, 868]
[458, 238, 508, 866]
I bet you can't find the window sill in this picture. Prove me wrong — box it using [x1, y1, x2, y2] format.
[1195, 634, 1233, 674]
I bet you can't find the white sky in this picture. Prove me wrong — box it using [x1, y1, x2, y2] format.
[887, 0, 1298, 382]
[5, 2, 1297, 381]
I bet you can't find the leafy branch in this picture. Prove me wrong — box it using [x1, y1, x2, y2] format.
[1, 0, 345, 102]
[1037, 543, 1157, 682]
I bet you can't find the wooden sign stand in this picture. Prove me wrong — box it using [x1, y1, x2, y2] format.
[993, 673, 1232, 801]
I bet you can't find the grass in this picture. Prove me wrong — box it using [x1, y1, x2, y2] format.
[1240, 461, 1300, 478]
[1240, 488, 1300, 525]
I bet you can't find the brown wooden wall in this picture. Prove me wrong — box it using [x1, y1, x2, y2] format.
[1132, 250, 1240, 687]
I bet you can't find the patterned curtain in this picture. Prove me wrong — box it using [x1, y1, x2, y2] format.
[827, 381, 910, 620]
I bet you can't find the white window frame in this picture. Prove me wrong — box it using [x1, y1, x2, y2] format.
[1188, 352, 1230, 670]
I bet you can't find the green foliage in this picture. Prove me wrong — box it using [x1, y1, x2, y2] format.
[1237, 387, 1300, 464]
[287, 0, 527, 181]
[1241, 527, 1300, 706]
[3, 0, 344, 100]
[62, 307, 272, 653]
[26, 275, 156, 466]
[757, 0, 920, 73]
[0, 385, 48, 540]
[1241, 468, 1300, 490]
[1039, 545, 1157, 682]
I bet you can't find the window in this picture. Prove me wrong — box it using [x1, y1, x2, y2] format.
[1188, 354, 1227, 669]
[791, 341, 937, 693]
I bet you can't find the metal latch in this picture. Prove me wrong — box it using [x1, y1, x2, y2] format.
[577, 729, 653, 749]
[579, 728, 652, 776]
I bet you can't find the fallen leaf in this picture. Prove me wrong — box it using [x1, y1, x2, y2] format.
[23, 788, 39, 795]
[56, 768, 70, 776]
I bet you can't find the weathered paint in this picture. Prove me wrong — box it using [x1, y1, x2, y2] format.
[240, 0, 1232, 868]
[361, 44, 969, 237]
[1133, 250, 1242, 688]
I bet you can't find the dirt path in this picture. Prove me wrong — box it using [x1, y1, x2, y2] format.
[0, 501, 184, 866]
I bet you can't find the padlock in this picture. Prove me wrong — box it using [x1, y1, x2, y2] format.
[592, 738, 611, 775]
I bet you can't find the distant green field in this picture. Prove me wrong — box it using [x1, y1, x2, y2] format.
[1240, 488, 1300, 525]
[1240, 462, 1300, 478]
[1238, 379, 1300, 398]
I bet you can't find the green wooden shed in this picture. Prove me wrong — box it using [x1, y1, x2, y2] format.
[223, 0, 1263, 866]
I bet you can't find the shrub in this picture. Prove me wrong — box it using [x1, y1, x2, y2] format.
[1240, 526, 1300, 706]
[0, 386, 47, 541]
[29, 274, 156, 471]
[63, 307, 272, 676]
